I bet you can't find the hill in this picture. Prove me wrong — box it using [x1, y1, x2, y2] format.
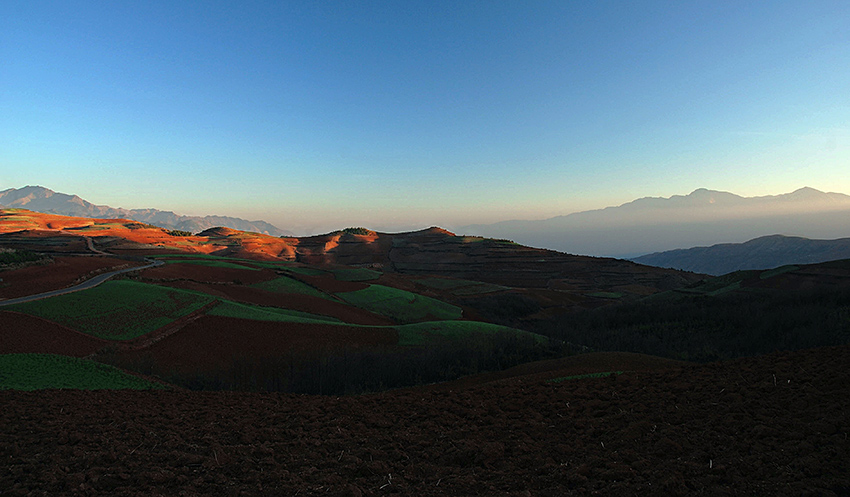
[0, 185, 292, 236]
[0, 209, 702, 298]
[545, 258, 850, 362]
[460, 187, 850, 257]
[633, 234, 850, 275]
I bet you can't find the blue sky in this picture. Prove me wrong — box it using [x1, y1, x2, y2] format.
[2, 0, 848, 234]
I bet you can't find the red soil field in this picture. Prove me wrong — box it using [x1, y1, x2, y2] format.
[0, 310, 107, 357]
[0, 256, 145, 299]
[158, 280, 394, 326]
[139, 263, 278, 285]
[296, 273, 371, 294]
[112, 315, 397, 374]
[2, 345, 848, 496]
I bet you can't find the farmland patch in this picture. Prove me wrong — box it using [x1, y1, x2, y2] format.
[0, 353, 166, 390]
[330, 268, 382, 282]
[251, 276, 329, 299]
[337, 284, 463, 323]
[4, 280, 215, 340]
[396, 321, 547, 346]
[208, 300, 343, 324]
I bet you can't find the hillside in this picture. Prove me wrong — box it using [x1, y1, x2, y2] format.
[0, 209, 701, 298]
[461, 187, 850, 257]
[633, 234, 850, 275]
[546, 258, 850, 362]
[3, 344, 848, 495]
[0, 208, 703, 393]
[0, 186, 291, 236]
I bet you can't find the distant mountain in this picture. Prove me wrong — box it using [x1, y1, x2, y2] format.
[631, 234, 850, 276]
[0, 186, 293, 236]
[460, 187, 850, 258]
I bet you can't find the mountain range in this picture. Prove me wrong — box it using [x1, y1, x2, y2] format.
[460, 187, 850, 258]
[0, 186, 292, 236]
[632, 234, 850, 276]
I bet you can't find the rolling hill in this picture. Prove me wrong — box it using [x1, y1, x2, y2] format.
[632, 234, 850, 275]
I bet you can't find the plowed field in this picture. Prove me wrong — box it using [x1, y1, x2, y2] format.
[111, 315, 398, 374]
[3, 345, 848, 496]
[0, 311, 107, 357]
[0, 256, 143, 299]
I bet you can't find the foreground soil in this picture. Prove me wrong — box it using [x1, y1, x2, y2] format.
[3, 346, 848, 496]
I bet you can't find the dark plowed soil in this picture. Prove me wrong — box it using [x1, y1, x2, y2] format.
[0, 310, 107, 357]
[3, 345, 848, 496]
[413, 351, 688, 392]
[0, 256, 143, 299]
[112, 315, 398, 374]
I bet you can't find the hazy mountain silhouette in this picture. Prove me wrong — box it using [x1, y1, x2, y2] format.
[632, 234, 850, 275]
[460, 188, 850, 258]
[0, 186, 292, 236]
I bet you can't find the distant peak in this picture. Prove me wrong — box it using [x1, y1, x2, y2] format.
[788, 186, 824, 196]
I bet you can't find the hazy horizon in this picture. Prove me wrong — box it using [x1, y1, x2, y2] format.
[3, 2, 848, 235]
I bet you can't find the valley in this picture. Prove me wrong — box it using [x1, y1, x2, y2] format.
[2, 208, 849, 495]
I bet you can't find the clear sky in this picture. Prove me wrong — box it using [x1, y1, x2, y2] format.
[2, 0, 848, 235]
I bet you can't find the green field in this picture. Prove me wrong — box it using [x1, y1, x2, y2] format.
[283, 267, 328, 276]
[337, 284, 463, 323]
[252, 276, 329, 298]
[240, 261, 295, 269]
[162, 259, 261, 271]
[6, 280, 215, 340]
[0, 354, 166, 390]
[395, 320, 547, 346]
[208, 300, 342, 324]
[330, 267, 382, 282]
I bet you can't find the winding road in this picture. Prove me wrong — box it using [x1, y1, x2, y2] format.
[0, 258, 164, 307]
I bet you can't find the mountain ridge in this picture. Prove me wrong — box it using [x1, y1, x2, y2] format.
[460, 187, 850, 257]
[631, 234, 850, 275]
[0, 186, 292, 236]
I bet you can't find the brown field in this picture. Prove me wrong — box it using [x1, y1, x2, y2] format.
[157, 280, 394, 326]
[2, 345, 848, 496]
[138, 262, 279, 285]
[110, 315, 397, 374]
[0, 310, 107, 357]
[0, 256, 145, 299]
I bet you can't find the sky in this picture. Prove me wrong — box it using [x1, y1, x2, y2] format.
[2, 0, 848, 235]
